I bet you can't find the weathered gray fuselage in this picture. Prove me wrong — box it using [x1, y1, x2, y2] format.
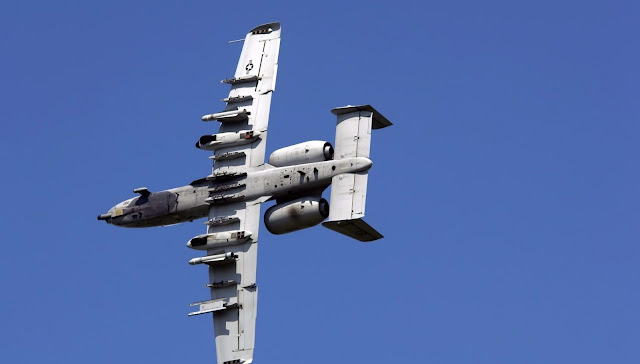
[99, 157, 372, 228]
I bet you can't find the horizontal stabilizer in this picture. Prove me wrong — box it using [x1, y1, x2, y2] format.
[322, 218, 383, 242]
[322, 104, 392, 242]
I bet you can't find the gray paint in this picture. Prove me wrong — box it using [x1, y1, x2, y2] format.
[97, 21, 393, 364]
[99, 157, 370, 228]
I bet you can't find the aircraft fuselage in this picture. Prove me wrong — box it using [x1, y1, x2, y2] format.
[98, 157, 372, 228]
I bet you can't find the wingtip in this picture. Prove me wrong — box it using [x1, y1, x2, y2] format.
[249, 22, 281, 34]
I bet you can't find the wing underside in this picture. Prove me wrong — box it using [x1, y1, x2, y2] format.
[190, 22, 281, 364]
[211, 22, 281, 173]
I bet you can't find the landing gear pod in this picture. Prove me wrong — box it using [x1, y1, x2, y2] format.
[264, 197, 329, 234]
[195, 130, 261, 151]
[186, 230, 252, 250]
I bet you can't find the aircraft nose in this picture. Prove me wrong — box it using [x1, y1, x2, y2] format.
[98, 206, 116, 223]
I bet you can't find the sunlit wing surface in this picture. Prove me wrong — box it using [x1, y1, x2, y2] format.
[203, 22, 281, 172]
[202, 201, 262, 364]
[190, 22, 281, 364]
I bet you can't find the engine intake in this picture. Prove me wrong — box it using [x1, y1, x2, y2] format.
[264, 197, 329, 235]
[268, 140, 333, 167]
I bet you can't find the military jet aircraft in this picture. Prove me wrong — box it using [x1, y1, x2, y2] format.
[98, 22, 392, 364]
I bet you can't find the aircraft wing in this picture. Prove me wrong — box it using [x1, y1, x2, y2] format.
[203, 21, 281, 173]
[188, 199, 263, 364]
[189, 22, 281, 364]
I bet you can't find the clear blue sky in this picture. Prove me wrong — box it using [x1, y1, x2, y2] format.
[1, 1, 638, 363]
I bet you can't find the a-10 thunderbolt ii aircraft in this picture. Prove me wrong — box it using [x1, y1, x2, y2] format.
[98, 22, 392, 364]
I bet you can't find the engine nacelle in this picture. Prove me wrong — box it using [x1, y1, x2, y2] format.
[268, 140, 333, 167]
[264, 197, 330, 235]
